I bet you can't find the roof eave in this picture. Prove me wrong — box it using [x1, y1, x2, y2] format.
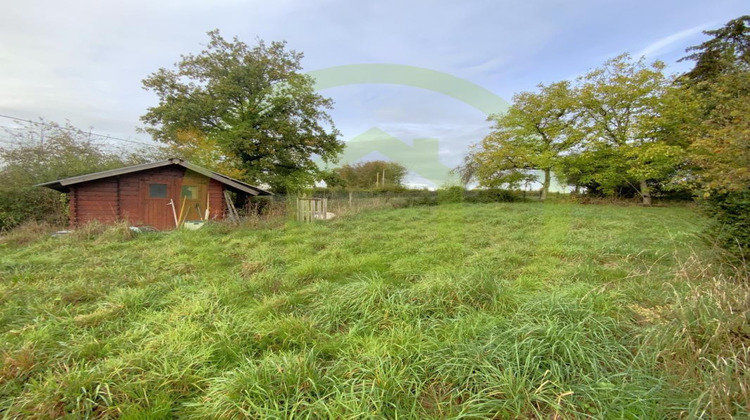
[35, 158, 273, 196]
[35, 159, 179, 190]
[35, 181, 68, 193]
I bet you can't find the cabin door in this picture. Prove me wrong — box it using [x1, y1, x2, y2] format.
[180, 183, 208, 222]
[140, 179, 177, 230]
[180, 170, 210, 223]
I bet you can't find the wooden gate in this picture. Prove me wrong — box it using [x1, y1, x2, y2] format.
[297, 197, 328, 222]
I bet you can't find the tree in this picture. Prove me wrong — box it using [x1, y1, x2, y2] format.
[679, 15, 750, 83]
[677, 15, 750, 194]
[571, 54, 680, 205]
[336, 161, 408, 189]
[676, 16, 750, 253]
[463, 81, 579, 199]
[0, 122, 135, 230]
[141, 30, 343, 193]
[688, 74, 750, 193]
[139, 129, 247, 180]
[317, 168, 347, 189]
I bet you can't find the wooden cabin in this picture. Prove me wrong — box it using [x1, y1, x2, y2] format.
[38, 158, 272, 230]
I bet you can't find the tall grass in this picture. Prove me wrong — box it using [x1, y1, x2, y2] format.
[0, 202, 746, 418]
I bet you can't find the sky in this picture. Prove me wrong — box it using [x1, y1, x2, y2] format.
[0, 0, 747, 186]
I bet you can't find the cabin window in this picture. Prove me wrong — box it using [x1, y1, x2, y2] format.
[181, 185, 199, 199]
[149, 183, 168, 198]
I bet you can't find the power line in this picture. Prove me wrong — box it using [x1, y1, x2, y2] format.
[0, 113, 159, 148]
[0, 132, 135, 150]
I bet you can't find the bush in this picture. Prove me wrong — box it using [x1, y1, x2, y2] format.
[0, 121, 138, 230]
[465, 188, 522, 203]
[436, 187, 523, 204]
[702, 189, 750, 256]
[436, 186, 464, 204]
[0, 185, 69, 230]
[392, 194, 437, 209]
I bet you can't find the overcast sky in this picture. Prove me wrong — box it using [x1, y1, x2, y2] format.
[0, 0, 746, 181]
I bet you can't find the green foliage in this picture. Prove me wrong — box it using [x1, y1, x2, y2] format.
[1, 203, 745, 418]
[316, 168, 347, 189]
[566, 54, 676, 204]
[679, 15, 750, 83]
[436, 187, 522, 205]
[463, 81, 578, 199]
[0, 122, 135, 230]
[689, 77, 750, 253]
[702, 190, 750, 254]
[436, 185, 464, 204]
[686, 74, 750, 195]
[676, 16, 750, 254]
[335, 160, 408, 189]
[466, 55, 680, 205]
[465, 188, 522, 203]
[141, 30, 343, 193]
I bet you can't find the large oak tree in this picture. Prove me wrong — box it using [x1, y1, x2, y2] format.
[141, 30, 343, 193]
[570, 54, 680, 205]
[461, 81, 579, 200]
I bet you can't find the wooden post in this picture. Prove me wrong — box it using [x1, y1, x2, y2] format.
[168, 199, 178, 227]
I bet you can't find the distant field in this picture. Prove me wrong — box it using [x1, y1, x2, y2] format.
[1, 203, 747, 418]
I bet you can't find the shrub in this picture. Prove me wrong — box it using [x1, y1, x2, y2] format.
[702, 189, 750, 256]
[436, 186, 464, 204]
[434, 187, 522, 205]
[0, 121, 139, 230]
[465, 188, 522, 203]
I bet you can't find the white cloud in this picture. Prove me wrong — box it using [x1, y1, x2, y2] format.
[634, 23, 711, 59]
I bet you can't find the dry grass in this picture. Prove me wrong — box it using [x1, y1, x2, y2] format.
[0, 220, 58, 246]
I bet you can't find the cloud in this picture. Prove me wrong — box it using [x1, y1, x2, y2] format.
[634, 23, 711, 59]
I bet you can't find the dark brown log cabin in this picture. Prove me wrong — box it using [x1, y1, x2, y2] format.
[38, 158, 271, 230]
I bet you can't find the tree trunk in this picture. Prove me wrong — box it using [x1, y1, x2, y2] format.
[540, 169, 551, 201]
[640, 179, 652, 206]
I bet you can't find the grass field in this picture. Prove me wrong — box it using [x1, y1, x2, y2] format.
[1, 203, 747, 418]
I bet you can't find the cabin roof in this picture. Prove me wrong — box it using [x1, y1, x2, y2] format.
[36, 158, 273, 196]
